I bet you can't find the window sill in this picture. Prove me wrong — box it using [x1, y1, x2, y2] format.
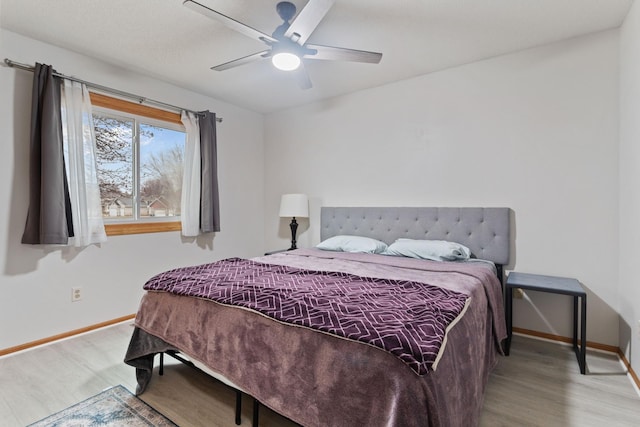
[104, 221, 181, 236]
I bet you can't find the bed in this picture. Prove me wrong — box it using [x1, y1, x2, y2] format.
[125, 206, 510, 427]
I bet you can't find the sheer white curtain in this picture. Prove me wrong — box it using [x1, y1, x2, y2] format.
[60, 80, 107, 246]
[180, 111, 202, 237]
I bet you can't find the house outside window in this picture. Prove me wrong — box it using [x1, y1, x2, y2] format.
[90, 93, 186, 235]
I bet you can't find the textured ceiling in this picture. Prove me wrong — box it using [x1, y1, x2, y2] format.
[0, 0, 633, 113]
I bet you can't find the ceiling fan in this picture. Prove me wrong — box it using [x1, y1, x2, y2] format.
[183, 0, 383, 89]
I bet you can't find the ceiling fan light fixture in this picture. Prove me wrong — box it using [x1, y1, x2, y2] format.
[272, 52, 301, 71]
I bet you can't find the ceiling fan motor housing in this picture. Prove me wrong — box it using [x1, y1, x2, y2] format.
[276, 2, 297, 22]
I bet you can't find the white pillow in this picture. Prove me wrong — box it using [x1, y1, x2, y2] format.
[316, 235, 388, 254]
[383, 239, 471, 261]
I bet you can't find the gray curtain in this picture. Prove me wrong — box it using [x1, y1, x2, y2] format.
[199, 111, 220, 232]
[22, 63, 74, 244]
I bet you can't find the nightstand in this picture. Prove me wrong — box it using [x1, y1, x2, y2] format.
[264, 249, 289, 256]
[505, 272, 587, 374]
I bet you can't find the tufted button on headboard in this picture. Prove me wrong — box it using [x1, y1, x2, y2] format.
[320, 207, 510, 265]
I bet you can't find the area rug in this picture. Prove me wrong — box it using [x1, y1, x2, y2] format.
[27, 385, 177, 426]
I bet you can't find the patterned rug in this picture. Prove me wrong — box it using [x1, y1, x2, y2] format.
[27, 385, 177, 426]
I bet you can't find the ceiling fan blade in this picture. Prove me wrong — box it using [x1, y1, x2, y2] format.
[184, 0, 277, 44]
[305, 44, 382, 64]
[211, 50, 271, 71]
[293, 63, 313, 90]
[284, 0, 335, 45]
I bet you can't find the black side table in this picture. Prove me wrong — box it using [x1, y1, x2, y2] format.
[264, 249, 289, 255]
[505, 272, 587, 374]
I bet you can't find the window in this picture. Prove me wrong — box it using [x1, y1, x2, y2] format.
[90, 93, 185, 236]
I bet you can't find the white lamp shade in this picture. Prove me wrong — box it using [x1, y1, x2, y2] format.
[279, 194, 309, 218]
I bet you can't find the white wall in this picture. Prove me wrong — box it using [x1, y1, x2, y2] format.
[0, 30, 265, 350]
[1, 20, 629, 368]
[265, 31, 620, 346]
[619, 1, 640, 372]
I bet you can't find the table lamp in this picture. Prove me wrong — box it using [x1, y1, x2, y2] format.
[279, 194, 309, 250]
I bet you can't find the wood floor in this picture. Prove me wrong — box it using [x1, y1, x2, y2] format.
[0, 321, 638, 427]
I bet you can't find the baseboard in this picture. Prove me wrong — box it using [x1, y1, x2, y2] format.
[512, 327, 618, 352]
[0, 314, 136, 357]
[617, 348, 640, 393]
[2, 316, 639, 392]
[512, 326, 640, 391]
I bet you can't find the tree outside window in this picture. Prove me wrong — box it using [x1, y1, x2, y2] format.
[89, 94, 186, 234]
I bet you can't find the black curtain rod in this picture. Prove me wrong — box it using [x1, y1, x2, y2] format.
[3, 58, 223, 123]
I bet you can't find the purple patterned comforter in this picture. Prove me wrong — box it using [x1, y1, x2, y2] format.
[143, 257, 470, 375]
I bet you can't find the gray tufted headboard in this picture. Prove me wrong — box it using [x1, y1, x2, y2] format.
[320, 207, 510, 266]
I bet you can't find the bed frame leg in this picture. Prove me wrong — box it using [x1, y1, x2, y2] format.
[159, 352, 164, 376]
[235, 390, 242, 425]
[252, 398, 259, 427]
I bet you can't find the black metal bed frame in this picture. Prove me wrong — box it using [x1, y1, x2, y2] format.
[158, 350, 260, 427]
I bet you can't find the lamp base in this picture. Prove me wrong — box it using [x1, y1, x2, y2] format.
[288, 217, 298, 250]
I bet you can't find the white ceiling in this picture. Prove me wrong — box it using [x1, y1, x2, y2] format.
[0, 0, 634, 113]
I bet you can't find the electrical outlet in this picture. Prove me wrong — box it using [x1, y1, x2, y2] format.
[513, 288, 524, 299]
[637, 320, 640, 338]
[72, 287, 82, 302]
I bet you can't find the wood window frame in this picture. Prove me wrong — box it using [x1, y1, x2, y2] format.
[90, 92, 183, 236]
